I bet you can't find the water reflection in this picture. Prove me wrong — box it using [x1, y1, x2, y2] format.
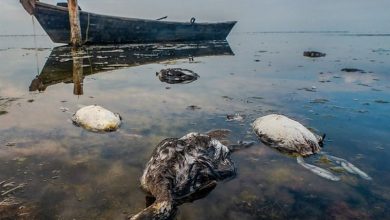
[1, 33, 389, 219]
[29, 41, 233, 94]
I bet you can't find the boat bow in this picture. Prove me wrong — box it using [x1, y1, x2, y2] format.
[20, 0, 37, 15]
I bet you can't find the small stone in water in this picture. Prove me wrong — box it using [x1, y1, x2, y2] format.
[222, 96, 233, 101]
[72, 105, 121, 132]
[60, 107, 69, 112]
[5, 142, 16, 147]
[341, 68, 366, 73]
[186, 105, 201, 111]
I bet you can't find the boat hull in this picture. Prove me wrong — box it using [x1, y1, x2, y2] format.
[32, 2, 237, 44]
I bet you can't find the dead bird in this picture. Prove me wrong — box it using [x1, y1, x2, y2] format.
[156, 68, 199, 84]
[71, 105, 122, 132]
[252, 114, 371, 181]
[130, 131, 254, 220]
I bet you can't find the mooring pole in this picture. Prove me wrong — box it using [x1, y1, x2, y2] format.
[67, 0, 82, 47]
[72, 47, 84, 95]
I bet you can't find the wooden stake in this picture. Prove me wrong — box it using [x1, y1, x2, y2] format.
[67, 0, 82, 47]
[72, 47, 84, 95]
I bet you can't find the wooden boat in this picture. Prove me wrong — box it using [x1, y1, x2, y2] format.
[29, 40, 234, 92]
[20, 0, 237, 44]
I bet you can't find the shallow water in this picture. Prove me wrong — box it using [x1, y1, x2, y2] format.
[0, 33, 389, 219]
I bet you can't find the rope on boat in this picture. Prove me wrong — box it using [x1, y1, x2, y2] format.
[31, 16, 40, 76]
[84, 12, 90, 44]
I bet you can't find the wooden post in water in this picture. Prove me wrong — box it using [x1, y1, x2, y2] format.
[72, 47, 84, 95]
[67, 0, 82, 47]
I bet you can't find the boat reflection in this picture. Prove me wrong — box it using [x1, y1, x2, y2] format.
[29, 41, 234, 95]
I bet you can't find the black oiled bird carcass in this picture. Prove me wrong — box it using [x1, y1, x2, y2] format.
[130, 132, 253, 220]
[156, 68, 199, 84]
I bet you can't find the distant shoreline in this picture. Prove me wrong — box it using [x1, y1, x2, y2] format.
[1, 32, 390, 37]
[0, 34, 47, 37]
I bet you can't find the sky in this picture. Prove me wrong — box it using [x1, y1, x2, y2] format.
[1, 0, 389, 35]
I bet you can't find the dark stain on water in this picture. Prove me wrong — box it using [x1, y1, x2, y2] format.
[0, 33, 389, 219]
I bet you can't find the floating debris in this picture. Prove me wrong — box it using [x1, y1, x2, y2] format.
[372, 48, 390, 53]
[341, 68, 365, 73]
[298, 86, 317, 92]
[59, 107, 70, 113]
[1, 184, 26, 197]
[72, 105, 122, 132]
[310, 99, 329, 104]
[156, 68, 199, 84]
[357, 83, 370, 87]
[356, 109, 368, 114]
[226, 113, 246, 122]
[303, 51, 326, 58]
[374, 100, 389, 104]
[250, 96, 264, 100]
[0, 180, 35, 220]
[186, 105, 201, 111]
[222, 96, 233, 101]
